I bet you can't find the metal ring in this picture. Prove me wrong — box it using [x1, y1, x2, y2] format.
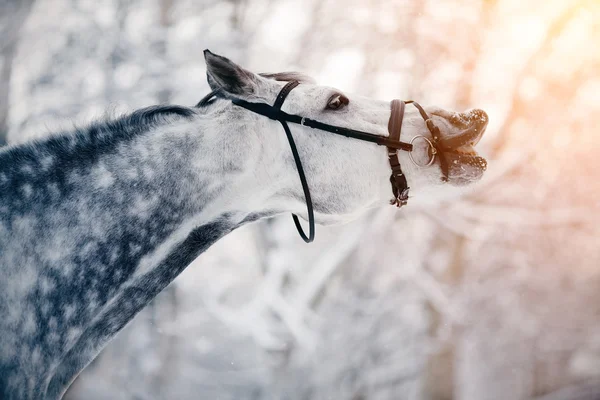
[408, 135, 436, 167]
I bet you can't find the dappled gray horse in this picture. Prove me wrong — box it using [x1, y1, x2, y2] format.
[0, 50, 488, 399]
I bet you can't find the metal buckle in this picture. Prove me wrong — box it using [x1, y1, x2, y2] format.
[408, 135, 436, 167]
[391, 188, 410, 208]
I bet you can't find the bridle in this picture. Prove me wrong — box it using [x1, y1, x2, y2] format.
[197, 80, 447, 243]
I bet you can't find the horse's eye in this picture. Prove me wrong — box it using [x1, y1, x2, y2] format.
[326, 94, 349, 110]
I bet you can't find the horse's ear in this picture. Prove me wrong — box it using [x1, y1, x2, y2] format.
[203, 50, 257, 96]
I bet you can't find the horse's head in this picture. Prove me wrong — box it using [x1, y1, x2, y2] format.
[202, 50, 488, 223]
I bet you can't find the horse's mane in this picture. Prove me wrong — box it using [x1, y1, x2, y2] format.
[0, 105, 196, 170]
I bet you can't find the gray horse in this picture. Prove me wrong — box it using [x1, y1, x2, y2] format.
[0, 50, 488, 399]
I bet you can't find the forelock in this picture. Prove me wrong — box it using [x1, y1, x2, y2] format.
[260, 72, 316, 84]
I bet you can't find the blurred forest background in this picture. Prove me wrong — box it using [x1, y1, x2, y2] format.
[2, 0, 600, 399]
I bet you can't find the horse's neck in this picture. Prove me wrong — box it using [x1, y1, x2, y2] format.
[0, 106, 275, 399]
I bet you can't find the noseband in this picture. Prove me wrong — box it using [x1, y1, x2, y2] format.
[198, 80, 445, 243]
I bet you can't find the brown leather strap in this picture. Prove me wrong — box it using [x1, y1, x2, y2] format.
[387, 100, 409, 207]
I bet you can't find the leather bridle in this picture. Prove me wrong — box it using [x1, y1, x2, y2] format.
[197, 80, 446, 243]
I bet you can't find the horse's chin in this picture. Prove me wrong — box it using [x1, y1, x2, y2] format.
[444, 150, 487, 187]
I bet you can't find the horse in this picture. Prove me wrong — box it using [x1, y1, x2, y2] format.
[0, 50, 488, 399]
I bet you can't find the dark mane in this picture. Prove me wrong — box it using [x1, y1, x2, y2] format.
[0, 104, 195, 174]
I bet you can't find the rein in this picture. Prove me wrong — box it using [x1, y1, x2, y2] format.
[197, 81, 445, 243]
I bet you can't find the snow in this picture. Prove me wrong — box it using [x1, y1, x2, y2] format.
[2, 0, 600, 398]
